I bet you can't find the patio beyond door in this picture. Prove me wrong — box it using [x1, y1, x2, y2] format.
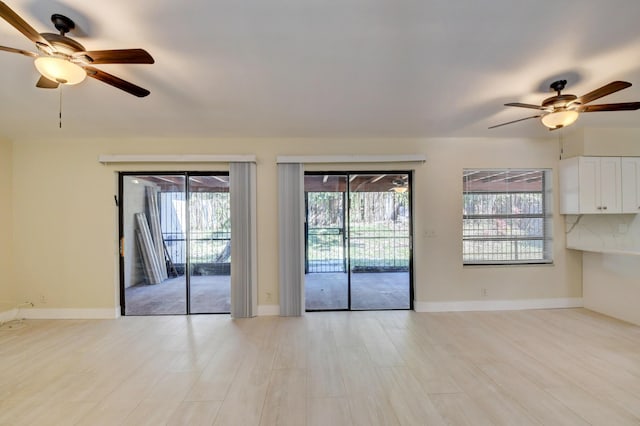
[305, 172, 412, 311]
[119, 172, 231, 315]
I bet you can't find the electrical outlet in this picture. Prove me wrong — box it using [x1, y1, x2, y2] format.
[481, 288, 488, 297]
[266, 292, 272, 301]
[40, 295, 47, 305]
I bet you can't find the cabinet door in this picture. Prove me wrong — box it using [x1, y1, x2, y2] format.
[578, 157, 601, 213]
[599, 157, 622, 213]
[622, 157, 640, 213]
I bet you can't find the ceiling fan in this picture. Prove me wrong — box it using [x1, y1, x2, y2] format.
[0, 1, 154, 97]
[489, 80, 640, 130]
[390, 175, 408, 193]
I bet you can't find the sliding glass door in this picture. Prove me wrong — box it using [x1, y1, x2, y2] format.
[119, 172, 230, 315]
[304, 172, 412, 311]
[188, 174, 231, 314]
[348, 174, 411, 310]
[305, 175, 349, 310]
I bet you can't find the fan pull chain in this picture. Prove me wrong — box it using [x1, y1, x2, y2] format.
[59, 86, 63, 129]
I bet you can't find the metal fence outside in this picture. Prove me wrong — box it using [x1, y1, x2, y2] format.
[306, 191, 410, 273]
[160, 191, 231, 274]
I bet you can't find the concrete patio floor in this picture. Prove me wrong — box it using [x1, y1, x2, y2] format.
[305, 272, 410, 310]
[124, 272, 410, 315]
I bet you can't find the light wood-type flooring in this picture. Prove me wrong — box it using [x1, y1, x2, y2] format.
[1, 308, 640, 425]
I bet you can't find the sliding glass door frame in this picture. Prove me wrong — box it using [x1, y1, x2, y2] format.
[304, 172, 350, 311]
[304, 170, 414, 312]
[118, 171, 230, 316]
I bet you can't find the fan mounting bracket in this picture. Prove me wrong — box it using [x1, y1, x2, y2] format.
[550, 80, 567, 95]
[51, 14, 75, 36]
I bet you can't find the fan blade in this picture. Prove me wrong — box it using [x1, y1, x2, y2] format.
[0, 1, 50, 46]
[577, 102, 640, 112]
[75, 49, 154, 65]
[0, 45, 37, 57]
[85, 66, 150, 97]
[36, 75, 59, 89]
[574, 81, 632, 105]
[489, 115, 541, 129]
[504, 102, 546, 110]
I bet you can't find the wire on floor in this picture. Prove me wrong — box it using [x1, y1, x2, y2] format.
[0, 301, 34, 331]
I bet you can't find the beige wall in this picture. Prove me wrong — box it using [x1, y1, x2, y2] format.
[562, 127, 640, 158]
[10, 136, 582, 311]
[583, 252, 640, 326]
[0, 138, 15, 312]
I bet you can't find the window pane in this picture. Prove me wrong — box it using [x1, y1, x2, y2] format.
[462, 169, 551, 265]
[463, 218, 544, 238]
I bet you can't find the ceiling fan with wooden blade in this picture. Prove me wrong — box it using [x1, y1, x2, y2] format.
[0, 1, 154, 97]
[488, 114, 542, 129]
[490, 79, 640, 130]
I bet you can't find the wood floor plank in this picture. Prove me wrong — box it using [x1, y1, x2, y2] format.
[260, 368, 306, 426]
[1, 308, 640, 425]
[376, 366, 447, 425]
[272, 318, 308, 369]
[589, 382, 640, 420]
[143, 371, 200, 402]
[357, 317, 405, 367]
[337, 345, 386, 396]
[426, 343, 541, 425]
[546, 385, 640, 426]
[307, 345, 347, 398]
[212, 346, 274, 425]
[384, 327, 461, 394]
[0, 398, 59, 425]
[122, 400, 182, 426]
[75, 399, 140, 426]
[348, 393, 400, 426]
[183, 340, 246, 402]
[429, 392, 498, 426]
[166, 401, 222, 426]
[470, 311, 578, 388]
[24, 400, 97, 425]
[479, 362, 590, 425]
[307, 397, 353, 426]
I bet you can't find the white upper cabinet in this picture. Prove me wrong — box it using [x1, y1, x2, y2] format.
[622, 157, 640, 213]
[598, 157, 623, 213]
[559, 156, 623, 214]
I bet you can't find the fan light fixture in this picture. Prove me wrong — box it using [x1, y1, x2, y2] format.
[34, 56, 86, 85]
[540, 109, 579, 129]
[391, 186, 408, 193]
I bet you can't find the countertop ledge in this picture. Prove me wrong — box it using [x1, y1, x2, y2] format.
[567, 246, 640, 256]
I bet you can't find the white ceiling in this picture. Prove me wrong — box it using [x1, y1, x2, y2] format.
[1, 0, 640, 141]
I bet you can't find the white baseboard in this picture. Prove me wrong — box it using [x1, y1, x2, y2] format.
[258, 304, 280, 316]
[19, 307, 120, 320]
[414, 297, 583, 313]
[0, 309, 18, 324]
[9, 301, 584, 318]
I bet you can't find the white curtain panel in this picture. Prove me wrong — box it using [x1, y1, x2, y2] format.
[230, 162, 258, 318]
[278, 163, 305, 316]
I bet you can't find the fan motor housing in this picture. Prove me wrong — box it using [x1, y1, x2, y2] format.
[542, 94, 578, 108]
[38, 33, 85, 56]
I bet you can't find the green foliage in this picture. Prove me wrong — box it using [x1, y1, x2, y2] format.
[307, 191, 410, 271]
